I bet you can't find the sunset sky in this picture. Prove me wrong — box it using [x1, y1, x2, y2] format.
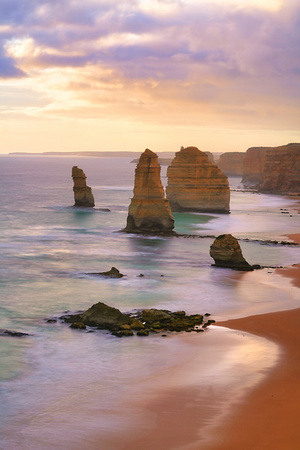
[1, 0, 299, 154]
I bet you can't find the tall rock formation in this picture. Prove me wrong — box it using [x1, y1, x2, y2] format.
[260, 143, 300, 194]
[216, 152, 245, 176]
[242, 147, 270, 185]
[72, 166, 95, 207]
[125, 149, 175, 234]
[166, 146, 230, 213]
[210, 234, 254, 271]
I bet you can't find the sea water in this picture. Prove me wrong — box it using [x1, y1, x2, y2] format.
[0, 156, 299, 449]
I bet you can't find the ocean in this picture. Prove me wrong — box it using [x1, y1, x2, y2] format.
[0, 155, 299, 449]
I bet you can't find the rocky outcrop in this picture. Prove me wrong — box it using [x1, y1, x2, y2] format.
[125, 149, 175, 234]
[72, 166, 95, 207]
[216, 152, 245, 176]
[259, 143, 300, 194]
[166, 146, 230, 213]
[210, 234, 257, 271]
[242, 147, 270, 185]
[0, 329, 30, 337]
[87, 267, 124, 278]
[60, 301, 212, 337]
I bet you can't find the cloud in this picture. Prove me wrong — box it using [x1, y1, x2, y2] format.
[0, 44, 26, 78]
[0, 0, 299, 135]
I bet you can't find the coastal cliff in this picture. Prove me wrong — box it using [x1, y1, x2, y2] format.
[242, 147, 270, 185]
[217, 152, 245, 176]
[71, 166, 95, 207]
[260, 143, 300, 194]
[166, 146, 230, 213]
[242, 143, 300, 194]
[125, 149, 175, 234]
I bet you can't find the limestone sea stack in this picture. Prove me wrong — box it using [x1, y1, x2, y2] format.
[166, 146, 230, 213]
[210, 234, 254, 271]
[72, 166, 95, 207]
[125, 149, 175, 234]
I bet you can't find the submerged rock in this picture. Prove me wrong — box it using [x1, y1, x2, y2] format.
[60, 302, 210, 337]
[87, 267, 124, 278]
[0, 329, 30, 337]
[72, 166, 95, 207]
[124, 149, 175, 235]
[210, 234, 255, 271]
[166, 146, 230, 213]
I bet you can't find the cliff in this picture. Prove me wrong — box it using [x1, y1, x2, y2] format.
[166, 146, 230, 213]
[71, 166, 95, 207]
[260, 143, 300, 194]
[216, 152, 245, 176]
[125, 149, 175, 234]
[242, 147, 270, 184]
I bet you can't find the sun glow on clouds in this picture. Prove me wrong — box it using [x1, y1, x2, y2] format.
[0, 0, 299, 153]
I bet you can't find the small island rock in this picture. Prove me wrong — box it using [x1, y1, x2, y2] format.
[210, 234, 254, 271]
[72, 166, 95, 207]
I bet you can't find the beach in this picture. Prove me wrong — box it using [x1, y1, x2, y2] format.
[114, 235, 300, 450]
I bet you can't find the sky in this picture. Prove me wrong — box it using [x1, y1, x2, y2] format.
[0, 0, 299, 154]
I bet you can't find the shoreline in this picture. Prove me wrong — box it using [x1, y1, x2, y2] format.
[208, 307, 300, 449]
[114, 233, 300, 449]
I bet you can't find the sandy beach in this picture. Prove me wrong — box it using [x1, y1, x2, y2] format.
[114, 234, 300, 450]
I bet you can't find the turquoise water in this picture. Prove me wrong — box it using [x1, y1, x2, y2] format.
[0, 156, 299, 449]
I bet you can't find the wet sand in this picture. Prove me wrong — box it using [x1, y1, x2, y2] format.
[209, 307, 300, 449]
[118, 234, 300, 450]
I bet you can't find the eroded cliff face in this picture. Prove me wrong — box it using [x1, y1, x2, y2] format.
[166, 146, 230, 213]
[125, 149, 175, 234]
[216, 152, 245, 176]
[260, 143, 300, 194]
[72, 166, 95, 207]
[242, 147, 270, 184]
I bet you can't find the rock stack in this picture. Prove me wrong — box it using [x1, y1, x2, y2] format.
[72, 166, 95, 207]
[210, 234, 255, 271]
[166, 146, 230, 213]
[125, 149, 175, 234]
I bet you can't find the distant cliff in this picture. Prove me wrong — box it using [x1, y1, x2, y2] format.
[166, 146, 230, 213]
[242, 147, 270, 184]
[216, 152, 245, 176]
[260, 143, 300, 194]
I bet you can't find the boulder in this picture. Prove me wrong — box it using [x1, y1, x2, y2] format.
[80, 302, 131, 329]
[125, 149, 175, 234]
[166, 146, 230, 213]
[210, 234, 254, 271]
[72, 166, 95, 207]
